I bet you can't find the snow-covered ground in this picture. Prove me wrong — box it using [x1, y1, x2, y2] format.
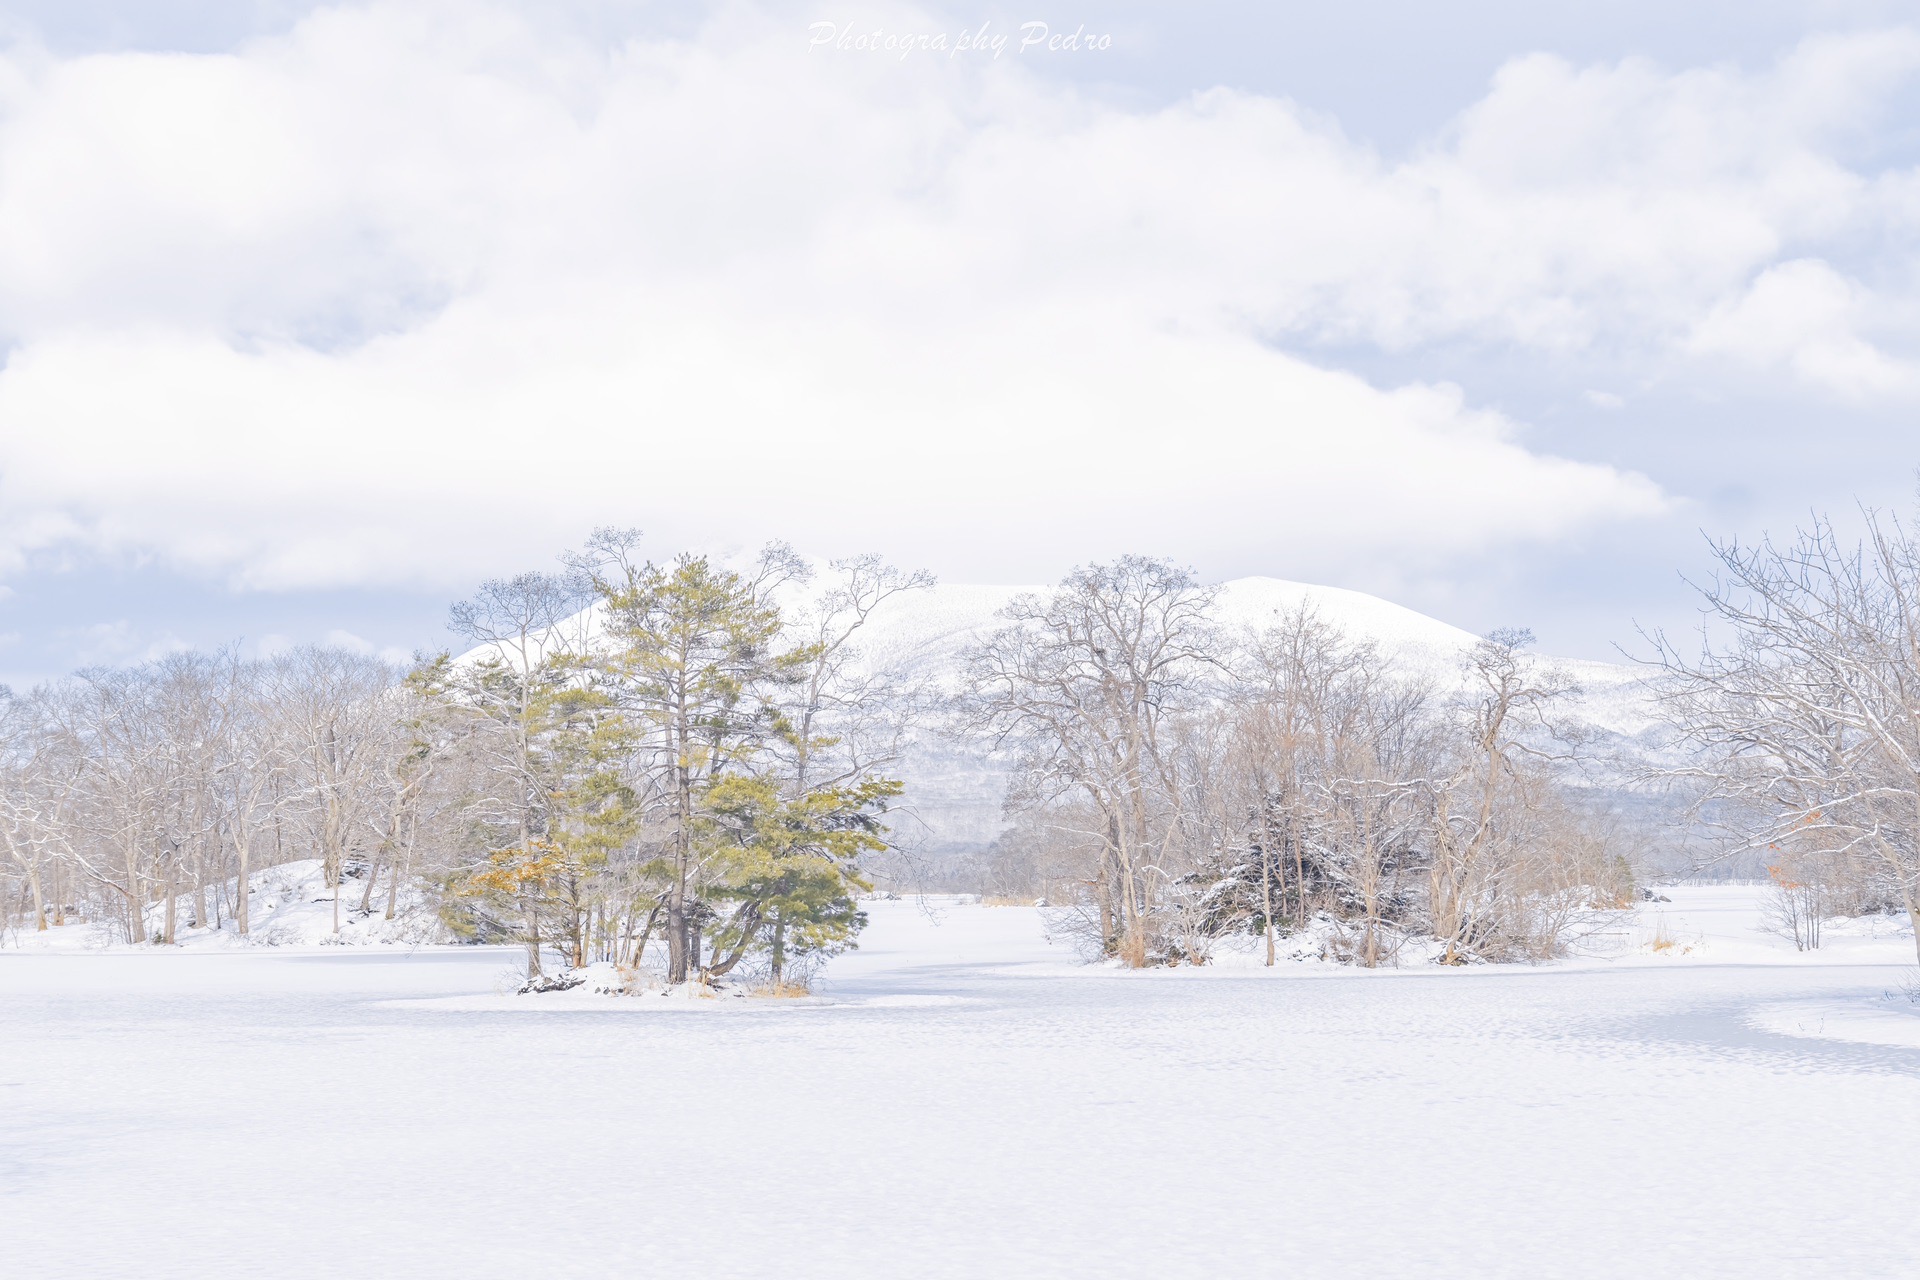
[4, 886, 1917, 1278]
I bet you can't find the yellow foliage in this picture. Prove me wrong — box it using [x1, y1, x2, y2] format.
[462, 841, 575, 897]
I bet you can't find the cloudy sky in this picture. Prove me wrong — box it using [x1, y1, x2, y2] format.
[1, 0, 1917, 683]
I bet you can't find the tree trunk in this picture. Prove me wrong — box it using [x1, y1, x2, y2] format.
[1123, 741, 1151, 966]
[1095, 867, 1115, 954]
[1902, 880, 1920, 967]
[162, 855, 177, 945]
[522, 891, 543, 979]
[1097, 808, 1121, 953]
[235, 837, 252, 936]
[666, 705, 695, 983]
[666, 889, 689, 983]
[124, 835, 146, 944]
[384, 817, 410, 921]
[561, 896, 585, 969]
[24, 858, 46, 931]
[705, 904, 762, 978]
[359, 844, 382, 914]
[626, 903, 663, 970]
[1361, 870, 1381, 969]
[1908, 805, 1920, 967]
[1259, 816, 1275, 967]
[384, 856, 402, 920]
[769, 915, 787, 987]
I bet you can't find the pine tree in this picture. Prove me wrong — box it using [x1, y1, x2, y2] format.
[595, 552, 793, 983]
[700, 774, 900, 984]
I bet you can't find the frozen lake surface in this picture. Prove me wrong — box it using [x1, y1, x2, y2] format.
[4, 888, 1919, 1278]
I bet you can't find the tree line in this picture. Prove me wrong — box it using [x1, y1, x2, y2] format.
[8, 509, 1920, 974]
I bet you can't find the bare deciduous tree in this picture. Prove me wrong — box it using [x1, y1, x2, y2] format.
[965, 556, 1219, 965]
[1650, 510, 1920, 962]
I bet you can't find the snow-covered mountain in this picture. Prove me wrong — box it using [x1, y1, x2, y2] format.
[854, 576, 1640, 692]
[843, 576, 1648, 730]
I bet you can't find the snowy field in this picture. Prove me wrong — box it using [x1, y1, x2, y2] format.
[5, 888, 1919, 1278]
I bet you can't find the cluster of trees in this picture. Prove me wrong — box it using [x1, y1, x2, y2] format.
[0, 534, 929, 988]
[0, 646, 432, 946]
[963, 557, 1633, 967]
[442, 534, 929, 987]
[1651, 509, 1920, 962]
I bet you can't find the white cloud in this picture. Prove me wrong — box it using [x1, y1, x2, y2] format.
[315, 629, 410, 665]
[1688, 258, 1916, 398]
[9, 3, 1914, 590]
[322, 628, 375, 655]
[57, 620, 193, 667]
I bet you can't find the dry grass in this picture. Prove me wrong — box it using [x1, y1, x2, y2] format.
[1643, 914, 1694, 955]
[980, 895, 1037, 908]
